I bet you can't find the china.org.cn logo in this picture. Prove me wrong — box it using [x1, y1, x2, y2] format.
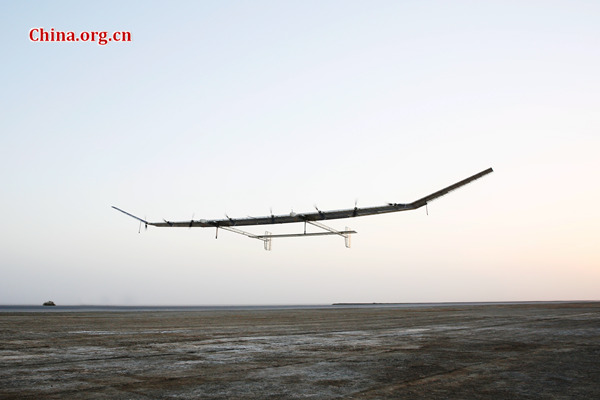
[29, 28, 131, 46]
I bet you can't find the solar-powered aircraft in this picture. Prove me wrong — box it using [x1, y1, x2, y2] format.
[113, 167, 493, 250]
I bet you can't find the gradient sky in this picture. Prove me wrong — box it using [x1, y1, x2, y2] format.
[1, 1, 598, 305]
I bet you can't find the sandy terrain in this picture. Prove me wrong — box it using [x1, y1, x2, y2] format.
[1, 302, 599, 399]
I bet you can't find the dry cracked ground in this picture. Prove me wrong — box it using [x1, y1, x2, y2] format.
[1, 302, 599, 399]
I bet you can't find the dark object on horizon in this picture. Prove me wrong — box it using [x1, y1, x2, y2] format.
[43, 301, 56, 306]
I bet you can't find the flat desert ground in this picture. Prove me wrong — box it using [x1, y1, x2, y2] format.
[1, 302, 599, 399]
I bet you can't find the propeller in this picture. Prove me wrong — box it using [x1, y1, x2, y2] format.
[353, 199, 358, 217]
[138, 215, 147, 233]
[188, 213, 195, 228]
[314, 204, 324, 218]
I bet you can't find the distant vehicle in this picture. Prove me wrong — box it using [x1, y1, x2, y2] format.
[113, 168, 493, 250]
[43, 301, 56, 306]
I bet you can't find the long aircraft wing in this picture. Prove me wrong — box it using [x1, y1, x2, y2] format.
[112, 167, 493, 229]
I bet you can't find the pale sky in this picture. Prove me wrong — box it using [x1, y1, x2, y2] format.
[1, 1, 598, 305]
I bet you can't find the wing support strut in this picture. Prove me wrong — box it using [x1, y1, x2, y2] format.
[305, 221, 353, 248]
[217, 223, 356, 251]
